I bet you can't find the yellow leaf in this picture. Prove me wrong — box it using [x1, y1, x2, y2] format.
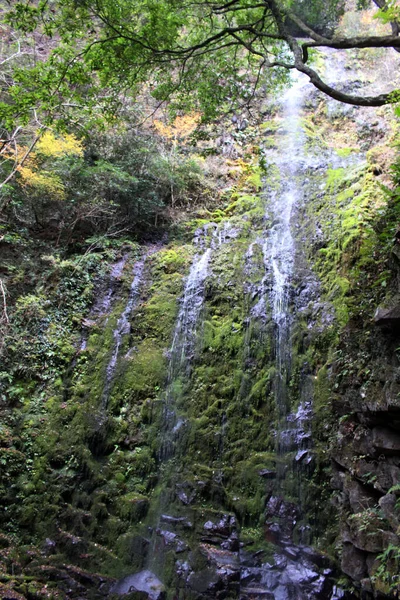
[18, 166, 65, 200]
[154, 112, 201, 145]
[36, 131, 83, 158]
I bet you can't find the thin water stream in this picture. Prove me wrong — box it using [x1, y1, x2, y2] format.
[101, 257, 146, 408]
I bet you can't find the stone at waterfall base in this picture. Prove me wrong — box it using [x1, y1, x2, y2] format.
[111, 570, 165, 600]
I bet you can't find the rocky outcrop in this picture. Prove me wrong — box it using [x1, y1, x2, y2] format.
[330, 326, 400, 596]
[111, 571, 165, 600]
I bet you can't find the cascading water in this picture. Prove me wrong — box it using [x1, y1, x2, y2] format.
[267, 78, 310, 465]
[113, 223, 246, 597]
[159, 229, 213, 461]
[238, 76, 343, 600]
[116, 227, 217, 593]
[112, 62, 355, 600]
[101, 257, 146, 408]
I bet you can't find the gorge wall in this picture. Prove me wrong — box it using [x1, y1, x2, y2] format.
[1, 44, 400, 600]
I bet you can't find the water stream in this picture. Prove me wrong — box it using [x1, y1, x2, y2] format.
[158, 230, 213, 461]
[237, 75, 341, 600]
[101, 257, 146, 408]
[111, 67, 352, 600]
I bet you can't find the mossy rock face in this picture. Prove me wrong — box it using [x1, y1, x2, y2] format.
[2, 57, 400, 600]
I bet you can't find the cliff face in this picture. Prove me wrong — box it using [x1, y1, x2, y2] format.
[1, 46, 400, 600]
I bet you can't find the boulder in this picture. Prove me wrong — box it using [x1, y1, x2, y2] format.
[111, 570, 165, 600]
[378, 493, 400, 531]
[374, 299, 400, 327]
[346, 479, 377, 513]
[341, 544, 367, 581]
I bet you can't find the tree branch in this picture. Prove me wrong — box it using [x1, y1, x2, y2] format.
[266, 0, 398, 107]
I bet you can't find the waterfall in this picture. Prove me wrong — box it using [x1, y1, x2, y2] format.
[158, 231, 212, 461]
[101, 257, 146, 408]
[267, 77, 310, 458]
[238, 74, 342, 600]
[111, 65, 354, 600]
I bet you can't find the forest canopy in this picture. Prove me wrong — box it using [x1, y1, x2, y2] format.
[0, 0, 400, 192]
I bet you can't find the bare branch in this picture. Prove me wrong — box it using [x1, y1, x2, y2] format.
[0, 131, 43, 209]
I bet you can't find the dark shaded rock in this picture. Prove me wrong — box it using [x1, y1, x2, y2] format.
[372, 426, 400, 453]
[341, 544, 368, 581]
[374, 302, 400, 327]
[330, 468, 345, 491]
[344, 516, 398, 553]
[111, 570, 165, 600]
[378, 493, 400, 530]
[346, 479, 377, 513]
[264, 522, 283, 544]
[0, 584, 27, 600]
[352, 458, 400, 493]
[299, 546, 333, 569]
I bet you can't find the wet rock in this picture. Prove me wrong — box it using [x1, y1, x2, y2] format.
[330, 586, 346, 599]
[282, 546, 300, 561]
[295, 449, 312, 464]
[264, 496, 299, 540]
[41, 537, 57, 556]
[186, 568, 220, 594]
[221, 532, 240, 552]
[176, 485, 196, 505]
[258, 469, 277, 478]
[352, 458, 400, 493]
[156, 529, 188, 553]
[203, 515, 236, 537]
[160, 514, 193, 529]
[271, 555, 287, 572]
[111, 570, 165, 600]
[240, 567, 262, 586]
[240, 587, 275, 599]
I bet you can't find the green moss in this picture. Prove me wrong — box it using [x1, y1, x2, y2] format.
[336, 147, 357, 157]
